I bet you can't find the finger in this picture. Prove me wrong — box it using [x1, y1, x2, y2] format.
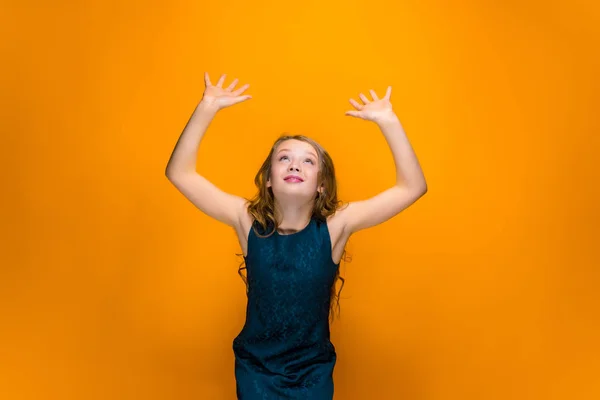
[369, 89, 379, 101]
[216, 74, 227, 88]
[233, 95, 252, 104]
[349, 98, 363, 109]
[204, 72, 212, 87]
[345, 110, 362, 118]
[359, 93, 370, 104]
[232, 83, 250, 96]
[384, 86, 392, 100]
[226, 78, 239, 91]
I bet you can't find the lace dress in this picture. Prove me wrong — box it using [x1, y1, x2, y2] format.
[233, 216, 340, 399]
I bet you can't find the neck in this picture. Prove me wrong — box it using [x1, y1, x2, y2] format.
[273, 201, 313, 233]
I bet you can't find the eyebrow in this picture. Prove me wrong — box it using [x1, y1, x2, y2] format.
[276, 148, 318, 159]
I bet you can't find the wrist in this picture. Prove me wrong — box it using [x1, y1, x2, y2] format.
[196, 100, 220, 115]
[374, 111, 399, 126]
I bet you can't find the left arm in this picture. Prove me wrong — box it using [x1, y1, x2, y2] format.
[341, 87, 427, 234]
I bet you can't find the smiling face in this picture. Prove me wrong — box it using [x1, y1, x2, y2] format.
[247, 134, 340, 229]
[266, 139, 322, 201]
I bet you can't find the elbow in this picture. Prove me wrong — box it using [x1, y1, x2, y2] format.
[165, 167, 175, 180]
[416, 176, 428, 194]
[165, 169, 183, 183]
[408, 180, 427, 195]
[412, 182, 428, 197]
[165, 165, 192, 180]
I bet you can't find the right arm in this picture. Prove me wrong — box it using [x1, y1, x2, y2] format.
[165, 73, 252, 228]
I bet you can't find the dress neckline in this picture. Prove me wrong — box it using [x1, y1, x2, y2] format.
[275, 217, 313, 237]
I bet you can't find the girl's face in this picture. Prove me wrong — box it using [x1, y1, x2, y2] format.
[267, 139, 321, 200]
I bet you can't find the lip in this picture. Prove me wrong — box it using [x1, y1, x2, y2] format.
[284, 175, 304, 182]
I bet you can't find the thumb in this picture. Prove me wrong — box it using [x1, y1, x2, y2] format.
[345, 110, 361, 118]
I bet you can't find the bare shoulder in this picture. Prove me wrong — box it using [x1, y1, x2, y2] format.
[233, 201, 254, 257]
[326, 204, 352, 264]
[326, 210, 344, 240]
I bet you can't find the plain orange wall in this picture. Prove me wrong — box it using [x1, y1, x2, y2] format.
[2, 1, 599, 399]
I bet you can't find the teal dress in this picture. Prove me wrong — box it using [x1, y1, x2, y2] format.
[233, 216, 340, 399]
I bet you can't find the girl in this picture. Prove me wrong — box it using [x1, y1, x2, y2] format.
[165, 72, 427, 399]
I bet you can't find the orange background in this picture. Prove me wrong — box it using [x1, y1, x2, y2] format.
[2, 1, 599, 399]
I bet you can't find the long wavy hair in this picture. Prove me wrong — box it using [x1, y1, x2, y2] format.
[237, 134, 351, 322]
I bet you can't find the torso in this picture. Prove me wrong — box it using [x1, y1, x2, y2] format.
[234, 208, 351, 265]
[232, 207, 341, 397]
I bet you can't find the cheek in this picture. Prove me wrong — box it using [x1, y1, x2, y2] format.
[270, 164, 283, 178]
[310, 165, 320, 178]
[308, 170, 320, 186]
[268, 166, 283, 185]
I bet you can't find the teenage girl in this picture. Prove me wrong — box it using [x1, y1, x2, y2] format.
[165, 72, 427, 399]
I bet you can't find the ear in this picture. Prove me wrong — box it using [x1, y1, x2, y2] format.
[266, 177, 271, 188]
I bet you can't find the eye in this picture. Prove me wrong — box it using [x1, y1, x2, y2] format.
[305, 158, 314, 164]
[279, 155, 289, 161]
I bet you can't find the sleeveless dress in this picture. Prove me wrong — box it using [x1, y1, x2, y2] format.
[233, 216, 340, 399]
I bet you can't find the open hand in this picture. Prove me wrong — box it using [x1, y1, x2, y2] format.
[200, 72, 252, 111]
[345, 86, 395, 123]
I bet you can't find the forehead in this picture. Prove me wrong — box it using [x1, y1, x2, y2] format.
[275, 139, 317, 156]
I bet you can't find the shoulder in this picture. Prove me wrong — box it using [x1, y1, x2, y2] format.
[233, 201, 255, 243]
[326, 202, 350, 231]
[325, 203, 351, 246]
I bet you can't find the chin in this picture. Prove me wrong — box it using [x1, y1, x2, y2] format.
[272, 187, 314, 200]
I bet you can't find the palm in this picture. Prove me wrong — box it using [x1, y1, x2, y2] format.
[345, 86, 394, 122]
[201, 72, 252, 110]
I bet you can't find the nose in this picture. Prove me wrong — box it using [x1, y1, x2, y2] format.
[288, 163, 300, 172]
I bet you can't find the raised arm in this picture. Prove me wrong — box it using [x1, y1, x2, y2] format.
[165, 73, 252, 228]
[339, 86, 428, 234]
